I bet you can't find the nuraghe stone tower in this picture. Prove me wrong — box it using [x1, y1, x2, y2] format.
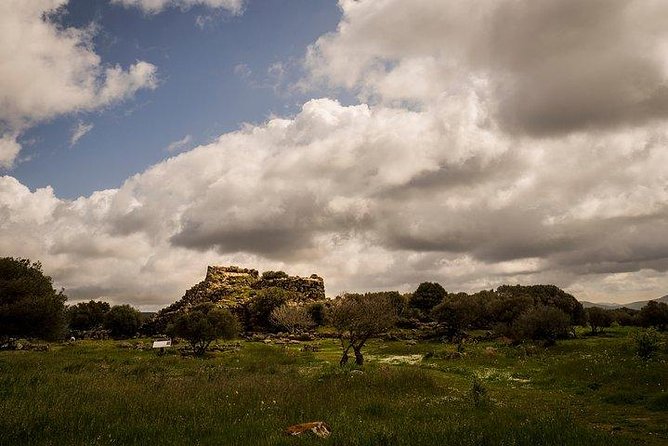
[152, 266, 325, 330]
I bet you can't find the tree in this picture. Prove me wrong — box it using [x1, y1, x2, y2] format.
[329, 293, 398, 366]
[431, 296, 471, 339]
[307, 302, 326, 326]
[587, 307, 613, 334]
[0, 257, 66, 343]
[167, 303, 239, 356]
[638, 301, 668, 331]
[410, 282, 446, 313]
[103, 305, 142, 338]
[509, 306, 571, 345]
[246, 287, 293, 331]
[270, 304, 314, 333]
[67, 300, 110, 331]
[608, 307, 640, 326]
[496, 284, 587, 327]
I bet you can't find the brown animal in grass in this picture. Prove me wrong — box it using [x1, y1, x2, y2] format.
[284, 421, 331, 438]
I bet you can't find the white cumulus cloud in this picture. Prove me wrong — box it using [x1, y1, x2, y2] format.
[0, 0, 157, 167]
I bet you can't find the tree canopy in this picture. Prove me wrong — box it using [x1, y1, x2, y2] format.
[67, 300, 110, 331]
[103, 304, 142, 339]
[167, 303, 239, 356]
[410, 282, 446, 312]
[0, 257, 66, 342]
[329, 292, 398, 365]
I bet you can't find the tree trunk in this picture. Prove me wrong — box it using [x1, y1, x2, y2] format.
[339, 337, 352, 366]
[353, 346, 364, 365]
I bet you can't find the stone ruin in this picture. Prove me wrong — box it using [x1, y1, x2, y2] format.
[150, 266, 325, 332]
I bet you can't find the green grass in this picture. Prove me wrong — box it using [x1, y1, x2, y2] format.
[0, 327, 666, 445]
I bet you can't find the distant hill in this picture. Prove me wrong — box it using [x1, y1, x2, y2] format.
[581, 295, 668, 310]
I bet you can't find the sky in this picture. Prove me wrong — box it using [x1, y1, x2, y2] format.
[1, 0, 668, 310]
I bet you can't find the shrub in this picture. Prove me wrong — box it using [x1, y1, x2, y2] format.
[0, 257, 67, 343]
[509, 306, 571, 345]
[103, 305, 142, 339]
[307, 302, 326, 326]
[167, 303, 239, 356]
[246, 287, 294, 331]
[261, 270, 289, 280]
[633, 328, 661, 360]
[469, 377, 489, 407]
[270, 304, 314, 333]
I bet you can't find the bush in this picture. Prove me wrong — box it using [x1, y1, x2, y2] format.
[307, 302, 326, 326]
[167, 303, 239, 356]
[103, 305, 142, 339]
[508, 306, 571, 345]
[246, 287, 295, 331]
[633, 328, 661, 360]
[0, 257, 67, 343]
[261, 271, 289, 280]
[270, 304, 314, 333]
[468, 377, 489, 408]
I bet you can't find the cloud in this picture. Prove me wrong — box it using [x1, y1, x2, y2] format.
[164, 134, 193, 153]
[112, 0, 244, 15]
[233, 63, 252, 81]
[0, 133, 21, 168]
[2, 0, 668, 308]
[2, 94, 668, 308]
[0, 0, 157, 167]
[70, 121, 94, 147]
[306, 0, 668, 136]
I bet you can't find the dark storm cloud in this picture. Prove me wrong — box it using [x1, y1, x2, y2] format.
[171, 223, 317, 259]
[485, 0, 668, 135]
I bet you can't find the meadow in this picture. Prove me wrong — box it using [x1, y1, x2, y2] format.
[0, 327, 666, 446]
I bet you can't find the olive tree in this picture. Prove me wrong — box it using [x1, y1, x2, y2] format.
[587, 307, 613, 334]
[329, 293, 398, 366]
[167, 303, 239, 356]
[270, 304, 314, 333]
[509, 306, 571, 345]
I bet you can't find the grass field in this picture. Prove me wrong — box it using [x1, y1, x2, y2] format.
[0, 327, 666, 445]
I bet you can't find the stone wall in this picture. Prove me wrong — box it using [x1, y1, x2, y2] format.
[254, 274, 325, 302]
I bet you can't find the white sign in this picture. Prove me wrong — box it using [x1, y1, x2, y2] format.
[152, 340, 172, 348]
